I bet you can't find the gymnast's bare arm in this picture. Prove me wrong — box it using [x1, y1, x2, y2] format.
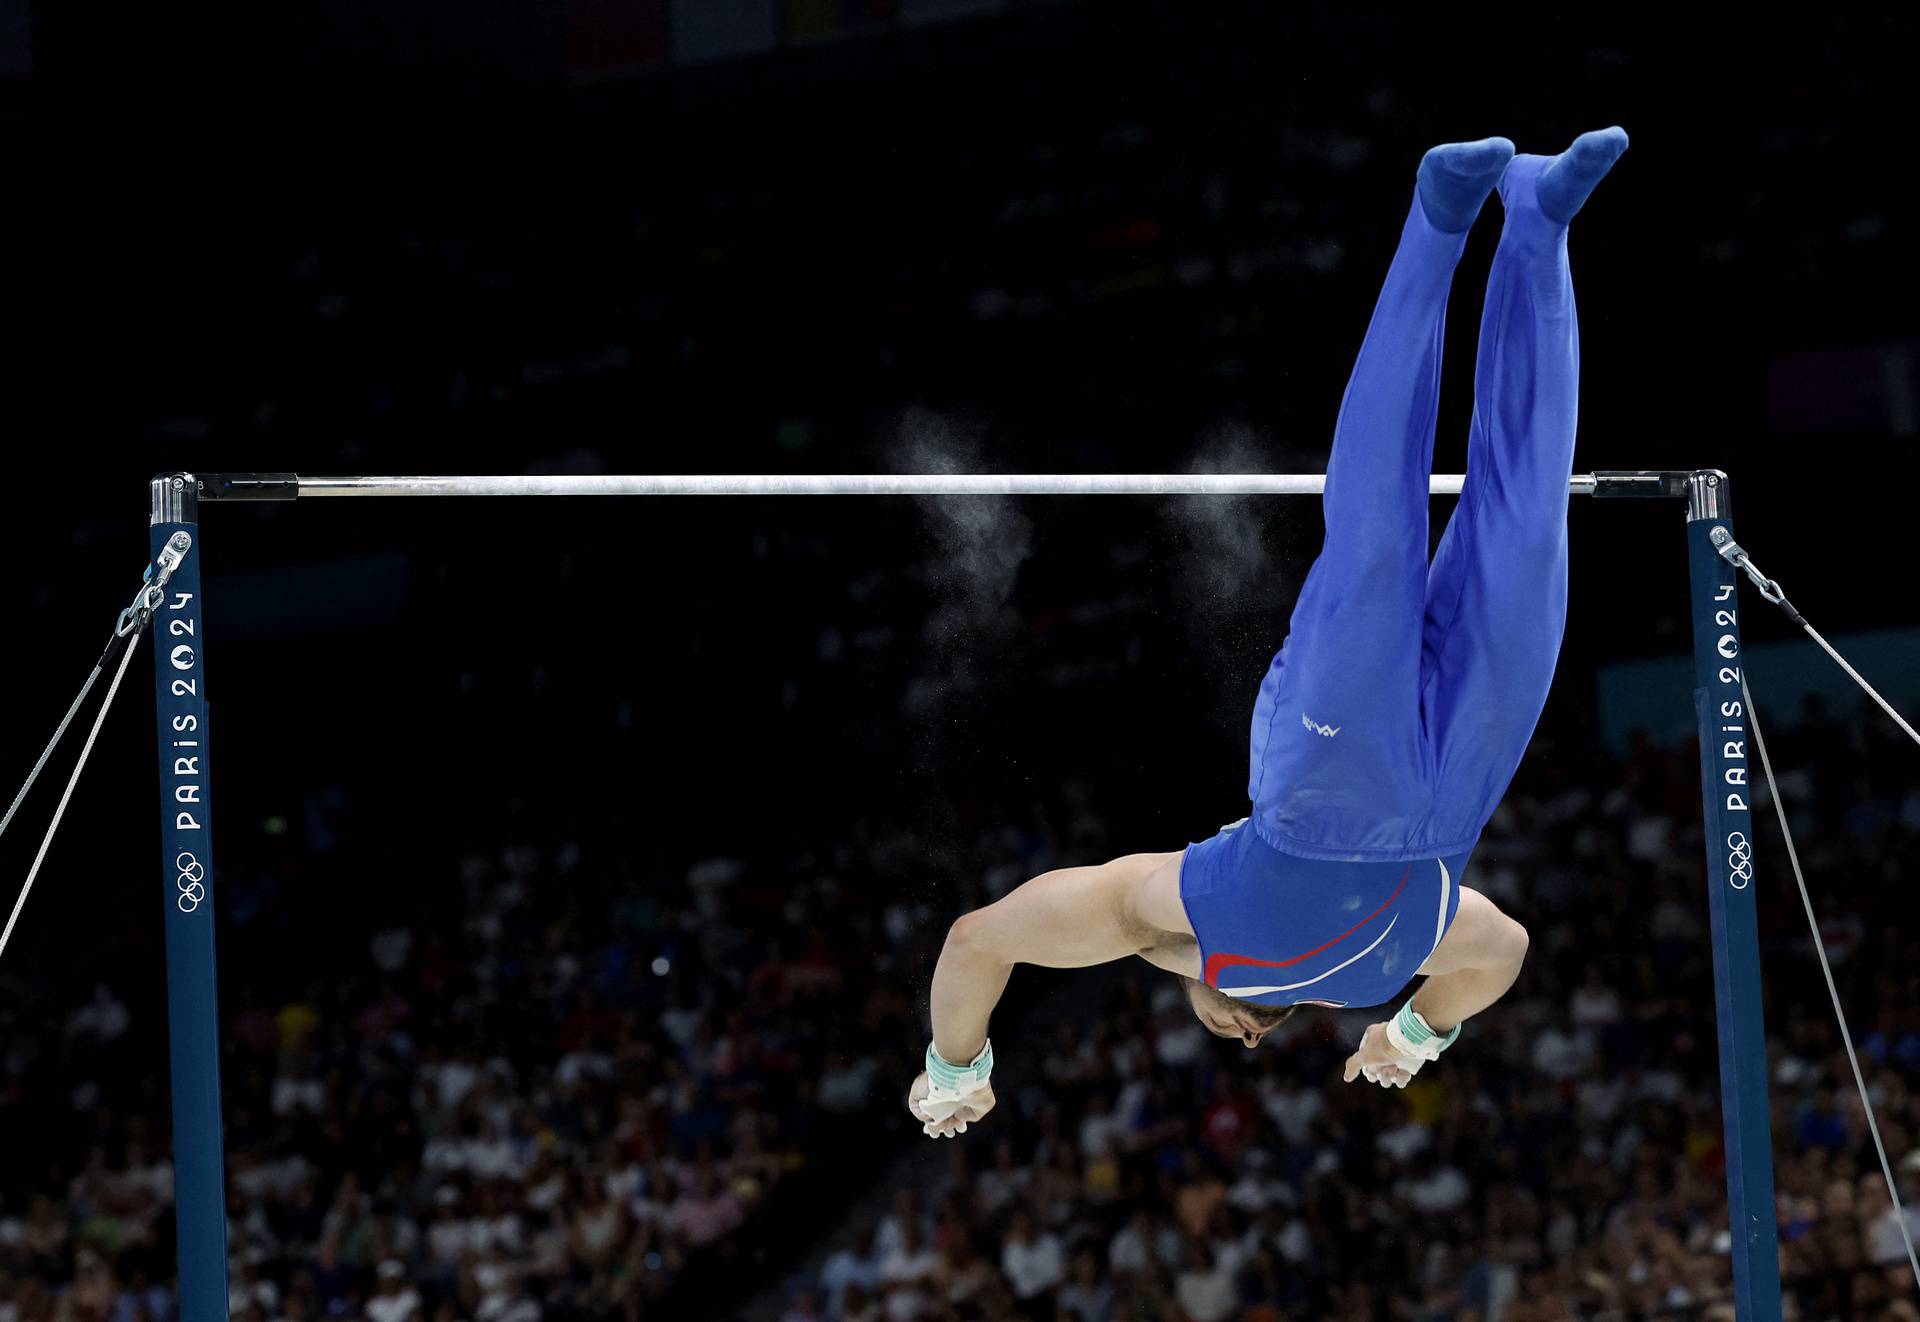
[904, 853, 1191, 1135]
[929, 851, 1192, 1066]
[1408, 887, 1529, 1026]
[1342, 887, 1530, 1085]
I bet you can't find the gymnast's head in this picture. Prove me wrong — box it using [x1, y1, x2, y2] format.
[1180, 975, 1297, 1049]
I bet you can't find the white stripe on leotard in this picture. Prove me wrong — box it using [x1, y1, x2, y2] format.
[1223, 914, 1399, 998]
[1431, 857, 1452, 957]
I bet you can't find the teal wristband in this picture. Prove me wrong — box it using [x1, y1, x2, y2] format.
[1394, 1001, 1460, 1054]
[925, 1039, 993, 1093]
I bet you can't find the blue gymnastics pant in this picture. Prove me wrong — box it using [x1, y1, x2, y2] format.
[1247, 155, 1580, 863]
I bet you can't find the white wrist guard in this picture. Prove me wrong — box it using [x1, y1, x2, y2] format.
[1385, 1002, 1460, 1063]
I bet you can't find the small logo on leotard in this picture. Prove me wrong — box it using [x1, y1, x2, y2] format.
[1301, 711, 1341, 738]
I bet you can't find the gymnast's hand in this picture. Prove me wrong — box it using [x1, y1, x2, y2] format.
[1341, 1021, 1421, 1089]
[907, 1070, 996, 1138]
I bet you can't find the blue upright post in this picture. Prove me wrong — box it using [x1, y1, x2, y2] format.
[1684, 469, 1782, 1320]
[150, 474, 231, 1321]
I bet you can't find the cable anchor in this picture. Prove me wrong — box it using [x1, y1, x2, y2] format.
[1708, 527, 1802, 624]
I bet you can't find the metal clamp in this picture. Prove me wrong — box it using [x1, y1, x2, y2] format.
[115, 533, 192, 638]
[1590, 470, 1693, 499]
[152, 531, 192, 590]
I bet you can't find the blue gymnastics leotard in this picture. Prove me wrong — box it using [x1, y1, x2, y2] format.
[1184, 154, 1578, 1009]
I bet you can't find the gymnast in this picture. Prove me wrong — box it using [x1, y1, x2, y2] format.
[909, 128, 1630, 1137]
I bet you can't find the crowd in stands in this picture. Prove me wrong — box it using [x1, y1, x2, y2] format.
[4, 627, 1919, 1322]
[0, 773, 943, 1320]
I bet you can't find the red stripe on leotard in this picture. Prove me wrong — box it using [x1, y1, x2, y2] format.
[1203, 864, 1410, 988]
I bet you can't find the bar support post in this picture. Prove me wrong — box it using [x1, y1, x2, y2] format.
[150, 473, 231, 1321]
[1684, 468, 1783, 1320]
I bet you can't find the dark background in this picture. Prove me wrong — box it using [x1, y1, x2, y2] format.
[3, 3, 1918, 1319]
[9, 0, 1914, 906]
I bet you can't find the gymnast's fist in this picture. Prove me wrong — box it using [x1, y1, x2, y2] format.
[907, 1070, 996, 1138]
[1342, 1020, 1421, 1089]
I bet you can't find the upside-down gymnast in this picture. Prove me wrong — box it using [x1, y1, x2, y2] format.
[909, 128, 1631, 1136]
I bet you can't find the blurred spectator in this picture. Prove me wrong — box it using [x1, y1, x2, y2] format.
[997, 1209, 1063, 1313]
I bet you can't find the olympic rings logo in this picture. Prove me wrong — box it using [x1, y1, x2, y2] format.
[176, 851, 206, 912]
[1726, 832, 1753, 890]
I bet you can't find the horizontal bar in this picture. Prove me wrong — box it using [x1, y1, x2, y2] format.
[200, 472, 1620, 500]
[302, 474, 1444, 497]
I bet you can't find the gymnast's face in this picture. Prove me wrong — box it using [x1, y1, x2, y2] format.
[1182, 977, 1292, 1049]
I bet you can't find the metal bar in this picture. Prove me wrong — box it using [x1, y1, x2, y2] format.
[1683, 469, 1783, 1322]
[149, 475, 232, 1322]
[198, 472, 1613, 500]
[301, 473, 1453, 497]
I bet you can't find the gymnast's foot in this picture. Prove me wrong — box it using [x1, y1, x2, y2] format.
[1416, 137, 1516, 233]
[1533, 126, 1630, 224]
